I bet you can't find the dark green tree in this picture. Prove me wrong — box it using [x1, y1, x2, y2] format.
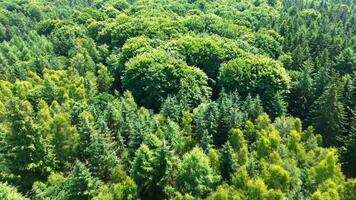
[309, 82, 347, 146]
[122, 50, 211, 110]
[60, 161, 99, 200]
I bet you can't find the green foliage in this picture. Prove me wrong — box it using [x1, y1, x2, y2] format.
[0, 0, 355, 199]
[218, 55, 290, 117]
[176, 147, 220, 197]
[341, 179, 356, 200]
[97, 166, 138, 200]
[192, 92, 247, 148]
[2, 98, 56, 191]
[163, 35, 245, 80]
[34, 161, 100, 200]
[262, 164, 290, 192]
[130, 144, 156, 198]
[335, 48, 355, 75]
[51, 112, 78, 167]
[0, 182, 28, 200]
[62, 161, 100, 200]
[309, 81, 347, 146]
[122, 50, 211, 109]
[207, 184, 242, 200]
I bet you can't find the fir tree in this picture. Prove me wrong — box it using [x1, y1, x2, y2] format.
[309, 82, 347, 146]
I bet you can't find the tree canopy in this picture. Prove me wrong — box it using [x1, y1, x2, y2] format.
[0, 0, 355, 199]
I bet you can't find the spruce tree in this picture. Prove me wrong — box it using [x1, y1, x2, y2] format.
[130, 144, 156, 199]
[63, 161, 99, 200]
[309, 82, 346, 146]
[220, 142, 238, 182]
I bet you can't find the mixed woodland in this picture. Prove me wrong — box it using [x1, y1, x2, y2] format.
[0, 0, 355, 199]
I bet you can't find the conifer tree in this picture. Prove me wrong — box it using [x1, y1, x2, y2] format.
[130, 144, 156, 199]
[63, 161, 99, 200]
[309, 82, 346, 146]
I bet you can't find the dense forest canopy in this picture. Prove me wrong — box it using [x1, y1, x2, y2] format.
[0, 0, 355, 199]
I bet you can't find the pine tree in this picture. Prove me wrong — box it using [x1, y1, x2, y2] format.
[97, 64, 113, 92]
[343, 115, 356, 177]
[130, 144, 156, 199]
[76, 113, 118, 179]
[309, 82, 347, 146]
[220, 142, 238, 182]
[160, 96, 186, 123]
[288, 60, 314, 119]
[64, 161, 99, 200]
[86, 121, 118, 180]
[342, 75, 356, 133]
[118, 91, 138, 143]
[75, 112, 96, 161]
[335, 48, 355, 75]
[110, 166, 138, 200]
[267, 91, 287, 119]
[154, 141, 178, 199]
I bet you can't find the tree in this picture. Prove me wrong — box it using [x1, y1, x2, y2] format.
[163, 35, 244, 81]
[65, 161, 99, 199]
[122, 50, 211, 110]
[97, 64, 113, 92]
[51, 112, 79, 168]
[309, 82, 346, 146]
[220, 142, 238, 182]
[0, 182, 28, 200]
[307, 149, 344, 192]
[192, 92, 246, 148]
[241, 95, 264, 120]
[75, 112, 96, 161]
[335, 48, 355, 75]
[288, 61, 314, 119]
[343, 117, 356, 177]
[3, 98, 56, 191]
[51, 25, 85, 56]
[253, 29, 283, 59]
[308, 179, 340, 200]
[75, 112, 118, 179]
[176, 147, 220, 197]
[93, 166, 138, 200]
[246, 178, 282, 200]
[86, 126, 118, 180]
[33, 161, 99, 200]
[341, 179, 356, 200]
[218, 55, 290, 117]
[0, 0, 356, 199]
[126, 108, 156, 162]
[262, 164, 290, 192]
[160, 95, 187, 123]
[268, 91, 287, 118]
[207, 184, 242, 200]
[130, 131, 178, 200]
[130, 144, 157, 199]
[119, 36, 152, 65]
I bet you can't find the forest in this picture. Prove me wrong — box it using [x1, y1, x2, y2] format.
[0, 0, 355, 199]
